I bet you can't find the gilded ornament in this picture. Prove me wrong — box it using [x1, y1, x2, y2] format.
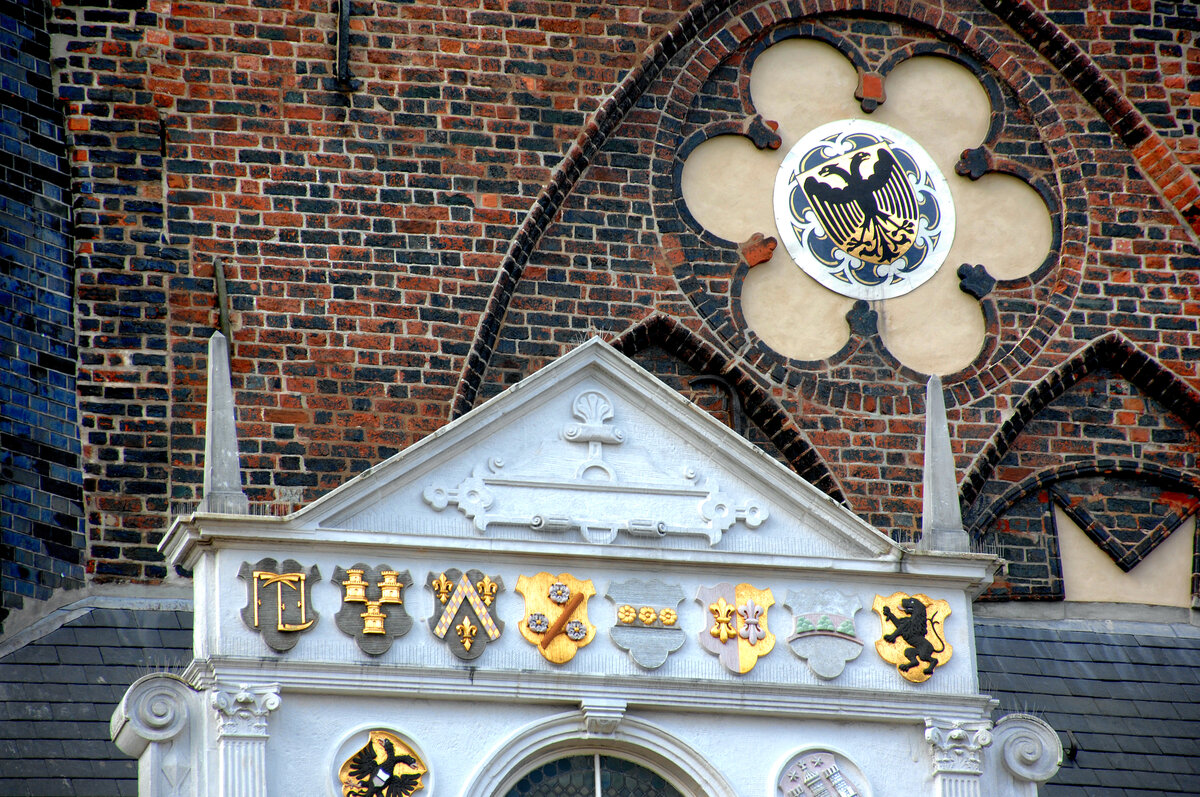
[696, 582, 775, 674]
[431, 572, 454, 604]
[334, 564, 413, 655]
[427, 569, 504, 661]
[516, 571, 596, 664]
[456, 614, 478, 651]
[606, 578, 687, 670]
[708, 596, 737, 643]
[475, 575, 498, 606]
[340, 730, 426, 797]
[873, 592, 952, 683]
[238, 558, 320, 652]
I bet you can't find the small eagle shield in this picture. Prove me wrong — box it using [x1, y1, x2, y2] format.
[606, 579, 686, 669]
[515, 572, 596, 664]
[238, 558, 319, 652]
[427, 569, 504, 661]
[873, 591, 952, 683]
[339, 730, 426, 797]
[695, 582, 775, 674]
[334, 564, 413, 656]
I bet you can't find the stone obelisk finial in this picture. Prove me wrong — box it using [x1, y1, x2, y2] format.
[198, 331, 248, 514]
[917, 375, 969, 552]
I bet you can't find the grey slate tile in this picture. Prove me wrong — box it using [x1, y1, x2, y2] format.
[979, 617, 1200, 795]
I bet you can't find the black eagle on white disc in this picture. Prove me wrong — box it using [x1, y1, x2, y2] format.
[800, 144, 918, 265]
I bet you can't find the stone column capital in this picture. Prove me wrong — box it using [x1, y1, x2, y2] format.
[212, 683, 281, 738]
[925, 717, 993, 775]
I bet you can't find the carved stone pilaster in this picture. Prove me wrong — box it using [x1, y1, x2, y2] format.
[111, 673, 201, 797]
[925, 718, 993, 797]
[212, 684, 281, 797]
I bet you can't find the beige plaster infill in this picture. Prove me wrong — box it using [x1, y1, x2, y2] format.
[1056, 506, 1194, 608]
[679, 39, 1053, 375]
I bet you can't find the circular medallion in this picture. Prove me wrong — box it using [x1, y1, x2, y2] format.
[773, 119, 955, 301]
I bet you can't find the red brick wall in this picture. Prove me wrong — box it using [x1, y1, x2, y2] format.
[48, 0, 1200, 596]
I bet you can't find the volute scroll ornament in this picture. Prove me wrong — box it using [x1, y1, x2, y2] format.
[993, 713, 1063, 784]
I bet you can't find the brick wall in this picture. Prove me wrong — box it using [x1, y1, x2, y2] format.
[28, 0, 1200, 605]
[0, 0, 82, 626]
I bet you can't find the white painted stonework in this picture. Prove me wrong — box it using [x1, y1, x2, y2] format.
[119, 339, 1061, 796]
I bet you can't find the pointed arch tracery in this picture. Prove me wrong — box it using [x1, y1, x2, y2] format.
[451, 0, 1200, 419]
[962, 332, 1200, 511]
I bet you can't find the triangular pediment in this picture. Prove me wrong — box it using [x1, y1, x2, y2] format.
[288, 339, 896, 563]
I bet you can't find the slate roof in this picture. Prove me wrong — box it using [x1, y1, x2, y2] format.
[0, 604, 193, 797]
[977, 616, 1200, 796]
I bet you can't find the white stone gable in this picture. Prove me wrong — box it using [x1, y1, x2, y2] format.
[293, 338, 895, 561]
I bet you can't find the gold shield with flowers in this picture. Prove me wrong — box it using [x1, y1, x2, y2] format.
[515, 572, 596, 664]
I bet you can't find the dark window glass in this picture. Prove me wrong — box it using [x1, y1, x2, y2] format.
[504, 754, 685, 797]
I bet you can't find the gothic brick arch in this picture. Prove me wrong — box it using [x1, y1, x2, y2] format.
[451, 0, 1200, 419]
[960, 333, 1200, 600]
[968, 460, 1200, 601]
[961, 332, 1200, 511]
[611, 314, 845, 502]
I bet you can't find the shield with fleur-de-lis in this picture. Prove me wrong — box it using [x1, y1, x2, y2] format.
[427, 569, 504, 661]
[515, 572, 596, 664]
[696, 582, 775, 674]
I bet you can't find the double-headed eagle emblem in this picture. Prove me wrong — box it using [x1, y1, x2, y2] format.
[340, 730, 426, 797]
[800, 143, 917, 265]
[774, 118, 954, 300]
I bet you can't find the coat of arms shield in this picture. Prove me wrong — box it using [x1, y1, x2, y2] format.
[515, 571, 596, 664]
[334, 563, 413, 655]
[606, 578, 686, 669]
[873, 591, 953, 683]
[695, 582, 775, 674]
[427, 568, 504, 661]
[238, 557, 320, 652]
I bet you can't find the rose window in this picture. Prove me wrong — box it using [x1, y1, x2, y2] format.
[680, 39, 1053, 375]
